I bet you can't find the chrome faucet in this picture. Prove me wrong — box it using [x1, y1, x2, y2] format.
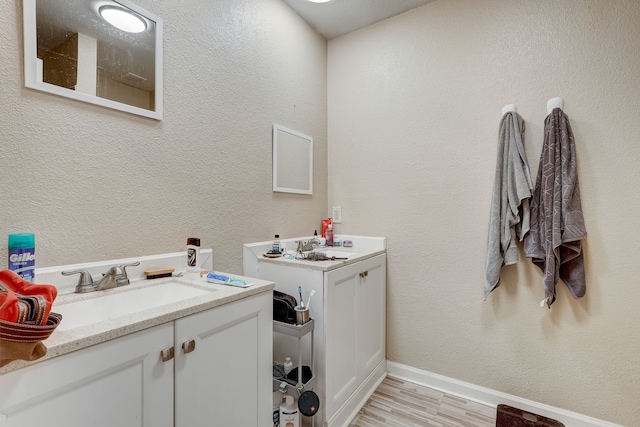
[62, 262, 140, 294]
[296, 238, 321, 252]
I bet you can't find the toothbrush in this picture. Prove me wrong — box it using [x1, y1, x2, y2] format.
[306, 289, 315, 309]
[298, 285, 305, 308]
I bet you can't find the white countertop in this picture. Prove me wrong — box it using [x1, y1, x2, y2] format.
[0, 271, 274, 375]
[243, 235, 387, 274]
[256, 247, 386, 271]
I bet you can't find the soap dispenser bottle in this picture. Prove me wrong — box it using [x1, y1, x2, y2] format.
[279, 395, 299, 427]
[326, 224, 334, 247]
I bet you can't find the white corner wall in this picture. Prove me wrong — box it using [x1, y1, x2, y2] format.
[327, 0, 640, 425]
[0, 0, 327, 274]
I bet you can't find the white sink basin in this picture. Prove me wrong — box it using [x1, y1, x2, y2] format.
[316, 250, 358, 259]
[53, 282, 214, 331]
[281, 249, 359, 260]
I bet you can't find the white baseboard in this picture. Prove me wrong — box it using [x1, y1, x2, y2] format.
[386, 361, 625, 427]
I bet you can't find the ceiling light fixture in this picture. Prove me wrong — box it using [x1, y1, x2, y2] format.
[307, 0, 333, 3]
[99, 6, 147, 33]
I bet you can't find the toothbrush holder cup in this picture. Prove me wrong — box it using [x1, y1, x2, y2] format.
[295, 306, 310, 325]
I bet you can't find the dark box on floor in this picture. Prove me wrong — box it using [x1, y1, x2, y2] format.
[496, 404, 565, 427]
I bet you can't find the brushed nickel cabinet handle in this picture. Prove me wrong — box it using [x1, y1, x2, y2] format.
[160, 347, 174, 362]
[182, 339, 196, 354]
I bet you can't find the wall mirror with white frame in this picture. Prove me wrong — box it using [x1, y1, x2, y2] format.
[23, 0, 163, 120]
[273, 124, 313, 195]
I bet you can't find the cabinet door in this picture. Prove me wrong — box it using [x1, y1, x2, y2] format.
[0, 322, 174, 427]
[358, 254, 386, 375]
[325, 254, 386, 421]
[174, 292, 272, 427]
[324, 261, 361, 419]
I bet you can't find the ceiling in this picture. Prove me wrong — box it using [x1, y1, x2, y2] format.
[35, 0, 435, 93]
[282, 0, 435, 40]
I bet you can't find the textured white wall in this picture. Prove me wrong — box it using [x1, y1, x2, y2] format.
[0, 0, 327, 273]
[328, 0, 640, 425]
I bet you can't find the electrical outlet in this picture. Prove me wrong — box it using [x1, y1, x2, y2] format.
[332, 206, 342, 223]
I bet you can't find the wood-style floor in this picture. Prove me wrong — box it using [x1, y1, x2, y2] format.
[349, 376, 497, 427]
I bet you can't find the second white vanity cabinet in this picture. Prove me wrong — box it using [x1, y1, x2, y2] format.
[244, 237, 386, 427]
[0, 291, 272, 427]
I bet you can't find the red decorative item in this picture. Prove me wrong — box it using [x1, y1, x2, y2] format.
[0, 269, 61, 367]
[0, 269, 57, 325]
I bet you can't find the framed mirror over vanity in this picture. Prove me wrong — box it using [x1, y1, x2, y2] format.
[23, 0, 163, 120]
[273, 124, 314, 195]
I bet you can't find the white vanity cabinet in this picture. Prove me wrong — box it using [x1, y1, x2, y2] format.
[0, 291, 272, 427]
[0, 322, 174, 427]
[244, 237, 386, 427]
[175, 292, 272, 426]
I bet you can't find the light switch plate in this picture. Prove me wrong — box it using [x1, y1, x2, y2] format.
[332, 206, 342, 223]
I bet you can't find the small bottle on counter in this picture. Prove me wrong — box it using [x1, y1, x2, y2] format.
[326, 224, 334, 247]
[273, 235, 281, 253]
[283, 357, 293, 375]
[187, 237, 201, 272]
[313, 229, 324, 247]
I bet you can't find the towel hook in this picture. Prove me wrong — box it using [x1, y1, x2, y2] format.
[547, 97, 563, 114]
[502, 104, 517, 115]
